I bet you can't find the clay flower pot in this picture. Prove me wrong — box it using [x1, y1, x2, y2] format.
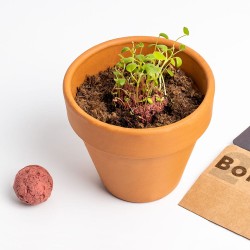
[63, 36, 215, 202]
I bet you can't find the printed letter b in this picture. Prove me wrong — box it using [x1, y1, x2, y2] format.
[215, 156, 234, 170]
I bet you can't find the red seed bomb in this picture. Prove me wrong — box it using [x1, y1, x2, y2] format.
[13, 165, 53, 205]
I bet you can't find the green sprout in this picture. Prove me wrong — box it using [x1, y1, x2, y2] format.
[112, 27, 189, 123]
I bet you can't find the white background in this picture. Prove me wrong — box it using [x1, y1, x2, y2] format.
[0, 0, 249, 249]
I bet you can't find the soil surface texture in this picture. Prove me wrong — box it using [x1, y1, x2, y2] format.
[75, 67, 204, 128]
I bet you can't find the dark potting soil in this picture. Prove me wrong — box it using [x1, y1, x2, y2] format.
[75, 67, 204, 128]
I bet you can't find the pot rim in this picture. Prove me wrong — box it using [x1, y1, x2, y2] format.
[63, 36, 215, 135]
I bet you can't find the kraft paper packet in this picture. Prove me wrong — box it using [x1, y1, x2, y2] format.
[179, 126, 250, 240]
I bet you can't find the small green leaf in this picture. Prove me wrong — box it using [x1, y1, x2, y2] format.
[167, 68, 174, 77]
[183, 27, 189, 35]
[144, 64, 160, 76]
[144, 64, 153, 75]
[145, 54, 155, 61]
[126, 63, 137, 73]
[179, 44, 186, 51]
[135, 42, 144, 48]
[159, 33, 169, 39]
[170, 58, 175, 66]
[122, 57, 134, 64]
[153, 51, 166, 61]
[156, 96, 163, 102]
[147, 97, 153, 104]
[156, 44, 168, 52]
[115, 78, 126, 86]
[121, 47, 130, 53]
[136, 54, 145, 62]
[145, 63, 159, 73]
[175, 57, 182, 67]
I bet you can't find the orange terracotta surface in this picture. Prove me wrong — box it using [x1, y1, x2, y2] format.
[63, 37, 215, 202]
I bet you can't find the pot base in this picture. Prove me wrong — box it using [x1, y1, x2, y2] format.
[85, 142, 194, 203]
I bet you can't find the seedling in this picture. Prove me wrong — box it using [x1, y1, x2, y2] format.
[112, 27, 189, 123]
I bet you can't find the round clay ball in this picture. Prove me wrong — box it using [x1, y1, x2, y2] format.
[13, 165, 53, 205]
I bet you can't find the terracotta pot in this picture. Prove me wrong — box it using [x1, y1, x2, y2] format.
[63, 36, 215, 202]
